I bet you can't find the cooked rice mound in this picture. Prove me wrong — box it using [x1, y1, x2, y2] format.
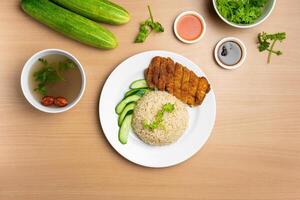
[132, 91, 189, 145]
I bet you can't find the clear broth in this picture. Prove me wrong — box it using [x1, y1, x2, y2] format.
[29, 54, 82, 104]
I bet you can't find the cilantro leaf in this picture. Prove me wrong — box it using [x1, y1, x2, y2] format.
[134, 20, 151, 43]
[143, 103, 175, 131]
[58, 59, 76, 71]
[134, 5, 164, 43]
[150, 22, 164, 32]
[257, 32, 286, 63]
[216, 0, 267, 24]
[33, 58, 76, 95]
[162, 103, 175, 112]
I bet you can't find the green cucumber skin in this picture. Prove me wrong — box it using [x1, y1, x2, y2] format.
[130, 79, 148, 89]
[125, 88, 149, 98]
[51, 0, 130, 25]
[118, 114, 132, 144]
[115, 95, 141, 114]
[118, 103, 135, 126]
[21, 0, 117, 49]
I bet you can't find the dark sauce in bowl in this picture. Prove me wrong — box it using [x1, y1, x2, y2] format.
[217, 41, 242, 66]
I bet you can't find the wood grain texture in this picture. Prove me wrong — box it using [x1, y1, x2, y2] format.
[1, 0, 300, 199]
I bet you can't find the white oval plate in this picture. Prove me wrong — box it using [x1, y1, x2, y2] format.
[99, 50, 216, 168]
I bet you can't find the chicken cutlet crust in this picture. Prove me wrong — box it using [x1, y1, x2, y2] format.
[145, 56, 210, 106]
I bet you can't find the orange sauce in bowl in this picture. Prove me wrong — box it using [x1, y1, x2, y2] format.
[176, 14, 203, 41]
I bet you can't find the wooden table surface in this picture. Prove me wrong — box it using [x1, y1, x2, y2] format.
[1, 0, 300, 199]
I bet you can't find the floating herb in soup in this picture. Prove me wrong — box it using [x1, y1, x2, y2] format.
[30, 54, 81, 107]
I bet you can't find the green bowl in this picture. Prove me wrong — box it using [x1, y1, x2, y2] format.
[212, 0, 276, 28]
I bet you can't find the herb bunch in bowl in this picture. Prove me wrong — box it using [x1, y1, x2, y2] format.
[216, 0, 268, 24]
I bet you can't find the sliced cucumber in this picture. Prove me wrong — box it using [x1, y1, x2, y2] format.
[115, 94, 141, 114]
[119, 114, 132, 144]
[125, 88, 150, 98]
[118, 103, 136, 126]
[129, 79, 148, 89]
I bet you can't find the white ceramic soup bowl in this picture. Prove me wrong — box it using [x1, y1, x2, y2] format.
[21, 49, 86, 113]
[212, 0, 276, 29]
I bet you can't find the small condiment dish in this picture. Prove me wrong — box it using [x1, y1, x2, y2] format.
[21, 49, 86, 113]
[173, 11, 206, 44]
[214, 37, 247, 70]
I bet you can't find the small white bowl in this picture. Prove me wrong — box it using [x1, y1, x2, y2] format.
[173, 11, 206, 44]
[21, 49, 86, 113]
[212, 0, 276, 29]
[214, 37, 247, 70]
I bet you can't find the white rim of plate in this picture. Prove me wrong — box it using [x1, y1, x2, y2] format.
[99, 50, 216, 168]
[173, 11, 206, 44]
[214, 37, 247, 70]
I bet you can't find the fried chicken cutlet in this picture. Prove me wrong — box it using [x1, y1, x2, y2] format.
[144, 56, 210, 106]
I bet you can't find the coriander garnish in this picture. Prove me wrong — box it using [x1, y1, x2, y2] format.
[33, 58, 76, 95]
[216, 0, 268, 24]
[258, 32, 286, 63]
[134, 5, 164, 43]
[143, 103, 175, 131]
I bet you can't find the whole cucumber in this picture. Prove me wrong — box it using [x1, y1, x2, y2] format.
[51, 0, 130, 25]
[21, 0, 118, 49]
